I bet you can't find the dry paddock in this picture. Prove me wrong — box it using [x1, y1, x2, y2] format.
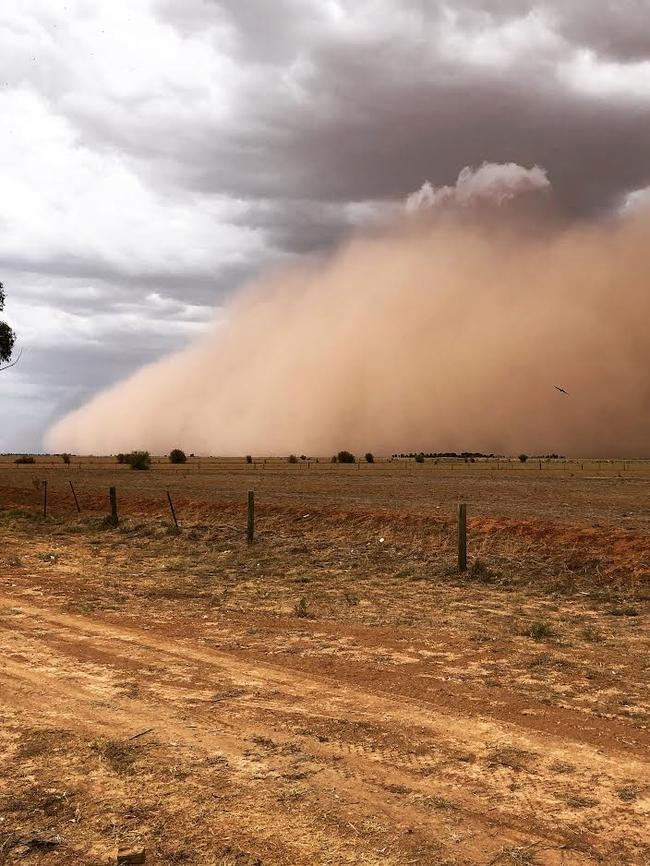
[0, 463, 648, 865]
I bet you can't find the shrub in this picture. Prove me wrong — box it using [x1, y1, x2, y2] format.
[337, 450, 355, 464]
[14, 455, 35, 465]
[116, 453, 126, 464]
[288, 454, 298, 464]
[300, 454, 307, 461]
[126, 451, 151, 471]
[246, 455, 253, 464]
[519, 454, 529, 463]
[414, 453, 425, 464]
[526, 621, 553, 641]
[61, 453, 71, 465]
[294, 597, 312, 618]
[365, 452, 374, 463]
[169, 448, 187, 464]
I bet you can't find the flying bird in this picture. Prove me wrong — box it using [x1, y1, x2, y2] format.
[554, 385, 569, 395]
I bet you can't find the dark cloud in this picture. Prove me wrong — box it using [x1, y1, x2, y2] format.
[138, 1, 650, 215]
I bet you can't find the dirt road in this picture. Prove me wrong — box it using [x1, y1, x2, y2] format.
[1, 586, 648, 865]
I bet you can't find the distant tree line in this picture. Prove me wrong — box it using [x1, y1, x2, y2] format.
[393, 452, 497, 460]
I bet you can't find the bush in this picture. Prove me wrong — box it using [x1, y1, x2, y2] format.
[14, 455, 35, 465]
[519, 454, 529, 463]
[169, 448, 187, 464]
[116, 453, 126, 464]
[331, 455, 338, 463]
[126, 451, 151, 471]
[337, 450, 355, 464]
[526, 621, 553, 641]
[414, 453, 425, 464]
[61, 453, 71, 465]
[288, 454, 298, 464]
[246, 455, 253, 464]
[365, 452, 374, 463]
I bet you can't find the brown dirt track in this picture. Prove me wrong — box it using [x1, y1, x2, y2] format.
[0, 464, 648, 865]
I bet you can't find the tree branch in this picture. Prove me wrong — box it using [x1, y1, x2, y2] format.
[0, 348, 23, 372]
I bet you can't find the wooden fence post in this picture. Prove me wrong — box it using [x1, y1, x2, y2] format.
[69, 480, 81, 513]
[247, 491, 255, 544]
[42, 480, 48, 518]
[458, 503, 467, 573]
[166, 490, 179, 529]
[109, 486, 119, 527]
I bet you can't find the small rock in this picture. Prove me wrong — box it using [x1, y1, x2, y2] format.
[116, 847, 146, 865]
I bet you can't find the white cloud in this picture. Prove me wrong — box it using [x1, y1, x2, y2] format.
[559, 49, 650, 100]
[437, 7, 561, 69]
[0, 88, 266, 279]
[406, 162, 550, 212]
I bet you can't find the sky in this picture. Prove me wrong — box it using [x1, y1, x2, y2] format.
[2, 0, 650, 452]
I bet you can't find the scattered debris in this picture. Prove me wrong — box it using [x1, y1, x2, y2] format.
[116, 846, 146, 864]
[128, 728, 154, 741]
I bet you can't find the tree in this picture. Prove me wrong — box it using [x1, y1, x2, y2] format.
[169, 448, 187, 464]
[518, 454, 529, 463]
[337, 450, 355, 464]
[0, 281, 17, 368]
[126, 451, 151, 470]
[365, 452, 374, 463]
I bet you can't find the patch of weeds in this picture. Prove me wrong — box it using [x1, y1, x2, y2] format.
[419, 794, 457, 811]
[582, 624, 604, 642]
[617, 786, 639, 802]
[608, 606, 639, 617]
[16, 729, 70, 759]
[468, 558, 494, 584]
[92, 739, 141, 774]
[35, 551, 59, 564]
[549, 760, 576, 774]
[294, 596, 314, 619]
[528, 652, 553, 668]
[492, 846, 540, 865]
[166, 852, 192, 863]
[344, 590, 359, 606]
[486, 745, 536, 771]
[277, 785, 307, 804]
[218, 847, 262, 866]
[383, 782, 411, 795]
[7, 556, 23, 567]
[523, 621, 553, 641]
[248, 735, 277, 751]
[565, 794, 597, 809]
[294, 576, 311, 584]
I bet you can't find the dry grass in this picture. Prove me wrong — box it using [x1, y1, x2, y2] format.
[0, 465, 648, 865]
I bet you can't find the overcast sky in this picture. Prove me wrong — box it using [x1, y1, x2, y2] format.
[2, 0, 650, 451]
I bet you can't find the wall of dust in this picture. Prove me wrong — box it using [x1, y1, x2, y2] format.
[45, 165, 650, 457]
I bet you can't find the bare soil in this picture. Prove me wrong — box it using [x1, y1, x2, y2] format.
[0, 466, 648, 865]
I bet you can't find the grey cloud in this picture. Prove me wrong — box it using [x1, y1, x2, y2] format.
[100, 1, 650, 217]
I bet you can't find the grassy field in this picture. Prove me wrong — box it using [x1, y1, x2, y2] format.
[0, 462, 648, 865]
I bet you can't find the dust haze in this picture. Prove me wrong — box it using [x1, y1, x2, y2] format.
[46, 164, 650, 458]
